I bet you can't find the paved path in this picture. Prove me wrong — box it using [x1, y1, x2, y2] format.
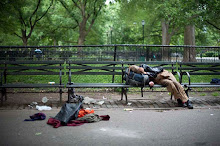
[0, 108, 220, 146]
[1, 92, 220, 145]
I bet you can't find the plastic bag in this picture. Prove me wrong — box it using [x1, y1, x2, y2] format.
[54, 102, 82, 125]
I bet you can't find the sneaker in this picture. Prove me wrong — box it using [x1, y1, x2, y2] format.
[183, 100, 193, 109]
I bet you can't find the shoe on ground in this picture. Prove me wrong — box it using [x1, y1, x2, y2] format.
[183, 100, 193, 109]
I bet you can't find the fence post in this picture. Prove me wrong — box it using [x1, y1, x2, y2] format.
[112, 45, 117, 83]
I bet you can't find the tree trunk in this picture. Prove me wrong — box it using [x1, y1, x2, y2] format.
[183, 25, 197, 62]
[161, 20, 171, 61]
[21, 30, 28, 46]
[77, 20, 87, 56]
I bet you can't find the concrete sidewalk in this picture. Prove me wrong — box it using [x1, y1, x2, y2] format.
[0, 108, 220, 146]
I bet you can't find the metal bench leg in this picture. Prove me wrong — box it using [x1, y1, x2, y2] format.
[121, 87, 124, 100]
[4, 88, 7, 101]
[124, 88, 128, 103]
[1, 88, 6, 105]
[68, 88, 71, 102]
[141, 87, 143, 97]
[1, 90, 3, 105]
[59, 88, 62, 103]
[185, 88, 191, 98]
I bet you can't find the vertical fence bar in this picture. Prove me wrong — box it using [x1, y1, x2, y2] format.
[112, 45, 117, 83]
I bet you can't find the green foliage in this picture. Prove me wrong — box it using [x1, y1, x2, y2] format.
[211, 92, 219, 97]
[0, 0, 219, 46]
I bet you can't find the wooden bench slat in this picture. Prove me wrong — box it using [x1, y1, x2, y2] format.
[0, 61, 64, 64]
[2, 83, 64, 88]
[70, 72, 122, 75]
[6, 72, 64, 75]
[67, 66, 122, 70]
[1, 66, 64, 70]
[178, 67, 220, 70]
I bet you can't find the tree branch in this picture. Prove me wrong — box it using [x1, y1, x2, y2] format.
[29, 0, 41, 27]
[87, 0, 102, 34]
[27, 0, 53, 39]
[34, 0, 53, 25]
[206, 20, 220, 31]
[14, 32, 22, 39]
[60, 0, 79, 25]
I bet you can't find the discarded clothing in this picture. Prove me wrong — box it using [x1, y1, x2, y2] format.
[47, 113, 110, 128]
[24, 113, 46, 121]
[54, 102, 83, 124]
[78, 109, 95, 118]
[77, 113, 110, 123]
[47, 118, 85, 128]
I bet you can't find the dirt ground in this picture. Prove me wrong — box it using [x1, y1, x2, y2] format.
[2, 88, 220, 106]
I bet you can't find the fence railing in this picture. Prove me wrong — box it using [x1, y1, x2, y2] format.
[0, 45, 219, 62]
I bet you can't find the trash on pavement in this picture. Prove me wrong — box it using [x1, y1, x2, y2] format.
[28, 102, 38, 108]
[127, 102, 132, 106]
[124, 108, 133, 111]
[35, 132, 42, 136]
[96, 101, 104, 105]
[83, 96, 96, 104]
[36, 105, 52, 111]
[42, 97, 49, 104]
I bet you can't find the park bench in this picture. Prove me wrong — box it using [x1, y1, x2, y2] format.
[178, 62, 220, 96]
[0, 60, 65, 104]
[66, 61, 176, 103]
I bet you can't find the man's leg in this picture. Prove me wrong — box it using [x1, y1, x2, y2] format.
[155, 72, 193, 109]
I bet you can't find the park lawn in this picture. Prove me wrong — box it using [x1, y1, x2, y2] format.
[2, 64, 218, 85]
[4, 70, 217, 84]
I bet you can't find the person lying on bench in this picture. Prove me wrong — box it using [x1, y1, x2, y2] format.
[128, 65, 154, 88]
[130, 65, 193, 109]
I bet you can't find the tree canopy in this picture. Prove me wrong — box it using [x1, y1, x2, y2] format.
[0, 0, 219, 46]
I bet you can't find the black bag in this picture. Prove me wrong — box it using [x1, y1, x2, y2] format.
[124, 68, 149, 86]
[54, 95, 83, 124]
[140, 64, 163, 78]
[210, 78, 220, 84]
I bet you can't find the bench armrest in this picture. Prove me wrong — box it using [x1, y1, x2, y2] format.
[186, 72, 191, 85]
[176, 71, 182, 84]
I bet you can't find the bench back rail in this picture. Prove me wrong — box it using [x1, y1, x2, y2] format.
[0, 61, 65, 103]
[178, 62, 220, 85]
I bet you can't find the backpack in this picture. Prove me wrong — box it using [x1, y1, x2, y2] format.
[210, 78, 220, 84]
[124, 68, 149, 87]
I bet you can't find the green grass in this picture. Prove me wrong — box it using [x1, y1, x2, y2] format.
[200, 93, 207, 96]
[212, 92, 219, 97]
[2, 63, 219, 86]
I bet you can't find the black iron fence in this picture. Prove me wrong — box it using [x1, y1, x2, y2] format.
[0, 45, 219, 62]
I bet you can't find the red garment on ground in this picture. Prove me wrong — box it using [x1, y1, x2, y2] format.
[47, 118, 85, 128]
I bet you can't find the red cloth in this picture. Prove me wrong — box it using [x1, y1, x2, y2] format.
[100, 115, 110, 121]
[47, 118, 85, 128]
